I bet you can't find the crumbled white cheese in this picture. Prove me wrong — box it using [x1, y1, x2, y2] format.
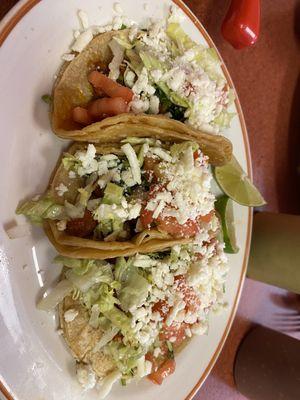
[121, 143, 141, 184]
[62, 53, 75, 62]
[151, 69, 163, 83]
[112, 16, 123, 31]
[149, 95, 160, 114]
[76, 144, 98, 176]
[64, 309, 79, 322]
[132, 67, 155, 96]
[71, 28, 93, 53]
[150, 147, 172, 162]
[55, 183, 68, 197]
[124, 69, 136, 88]
[152, 200, 165, 219]
[191, 322, 208, 336]
[56, 220, 67, 231]
[68, 170, 76, 179]
[153, 347, 161, 358]
[166, 298, 186, 327]
[130, 97, 150, 113]
[73, 29, 81, 39]
[121, 169, 136, 187]
[129, 24, 139, 42]
[78, 10, 89, 30]
[108, 39, 125, 81]
[76, 364, 96, 391]
[136, 356, 152, 378]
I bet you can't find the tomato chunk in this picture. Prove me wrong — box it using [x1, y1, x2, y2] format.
[65, 210, 97, 238]
[159, 322, 188, 347]
[72, 106, 93, 125]
[152, 300, 171, 320]
[148, 359, 176, 385]
[88, 97, 128, 119]
[88, 71, 134, 103]
[156, 216, 200, 238]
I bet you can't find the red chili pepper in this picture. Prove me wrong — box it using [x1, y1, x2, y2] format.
[221, 0, 260, 49]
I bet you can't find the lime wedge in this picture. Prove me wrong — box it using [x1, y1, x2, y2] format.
[215, 195, 239, 254]
[214, 156, 266, 207]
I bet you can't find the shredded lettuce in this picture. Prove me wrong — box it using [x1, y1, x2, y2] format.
[102, 306, 132, 335]
[54, 255, 95, 275]
[114, 35, 134, 50]
[167, 22, 196, 51]
[102, 183, 124, 205]
[92, 326, 120, 352]
[121, 143, 141, 185]
[170, 141, 199, 157]
[213, 111, 235, 128]
[109, 38, 125, 81]
[62, 153, 81, 172]
[119, 271, 150, 312]
[96, 283, 120, 312]
[114, 257, 150, 312]
[16, 196, 65, 224]
[37, 279, 73, 311]
[65, 262, 113, 292]
[78, 174, 97, 207]
[64, 201, 85, 219]
[108, 342, 145, 374]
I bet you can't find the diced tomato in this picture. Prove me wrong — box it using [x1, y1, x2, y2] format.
[65, 210, 97, 238]
[193, 150, 200, 160]
[72, 106, 93, 125]
[88, 97, 129, 119]
[88, 71, 134, 103]
[140, 184, 166, 229]
[148, 359, 176, 385]
[197, 210, 214, 224]
[143, 156, 161, 183]
[174, 275, 200, 313]
[159, 322, 188, 347]
[140, 208, 154, 229]
[156, 216, 200, 238]
[152, 300, 171, 319]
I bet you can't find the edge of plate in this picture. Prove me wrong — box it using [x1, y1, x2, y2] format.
[0, 1, 253, 399]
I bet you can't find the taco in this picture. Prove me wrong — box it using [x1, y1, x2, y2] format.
[17, 117, 232, 259]
[38, 240, 228, 394]
[51, 14, 235, 139]
[17, 118, 232, 259]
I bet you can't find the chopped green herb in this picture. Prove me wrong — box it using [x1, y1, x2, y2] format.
[120, 24, 127, 30]
[41, 94, 52, 104]
[121, 378, 127, 386]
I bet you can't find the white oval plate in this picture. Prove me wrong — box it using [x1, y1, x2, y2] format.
[0, 1, 252, 400]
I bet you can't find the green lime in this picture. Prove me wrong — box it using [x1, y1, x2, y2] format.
[214, 156, 266, 207]
[215, 195, 239, 254]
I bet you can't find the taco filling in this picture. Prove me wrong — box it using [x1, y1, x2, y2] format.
[38, 240, 228, 395]
[17, 139, 217, 243]
[52, 7, 234, 136]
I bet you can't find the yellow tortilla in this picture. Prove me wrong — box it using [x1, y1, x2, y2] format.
[52, 30, 128, 132]
[59, 295, 116, 379]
